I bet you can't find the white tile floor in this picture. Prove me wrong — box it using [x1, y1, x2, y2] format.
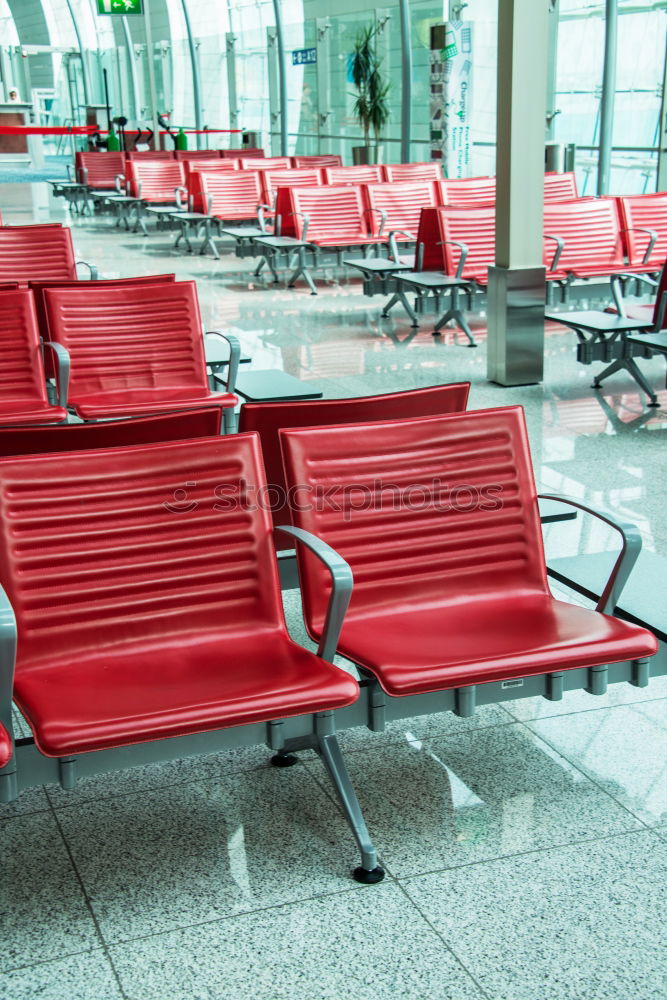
[0, 183, 666, 1000]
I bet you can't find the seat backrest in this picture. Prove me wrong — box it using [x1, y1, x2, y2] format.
[0, 224, 77, 285]
[440, 205, 496, 282]
[175, 149, 222, 161]
[240, 383, 471, 549]
[292, 155, 342, 169]
[76, 151, 126, 188]
[188, 170, 263, 217]
[543, 197, 624, 275]
[42, 279, 209, 398]
[364, 181, 442, 235]
[441, 175, 496, 208]
[125, 160, 186, 201]
[650, 258, 667, 329]
[618, 192, 667, 271]
[239, 156, 291, 170]
[183, 158, 237, 178]
[0, 434, 288, 671]
[324, 165, 384, 186]
[290, 185, 372, 242]
[280, 406, 548, 631]
[126, 150, 175, 160]
[0, 407, 221, 454]
[261, 167, 322, 204]
[0, 289, 52, 407]
[544, 171, 578, 201]
[221, 147, 264, 159]
[383, 162, 442, 183]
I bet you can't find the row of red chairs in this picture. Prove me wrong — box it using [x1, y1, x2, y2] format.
[0, 223, 97, 285]
[0, 401, 657, 882]
[0, 279, 239, 429]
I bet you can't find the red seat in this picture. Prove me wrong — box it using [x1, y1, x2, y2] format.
[239, 156, 291, 171]
[0, 406, 222, 455]
[187, 170, 263, 219]
[280, 406, 657, 696]
[124, 160, 186, 202]
[75, 151, 126, 190]
[324, 165, 384, 186]
[239, 383, 470, 549]
[125, 150, 176, 161]
[441, 175, 496, 208]
[418, 205, 496, 282]
[261, 168, 323, 206]
[364, 181, 442, 239]
[182, 158, 237, 177]
[221, 147, 264, 159]
[292, 155, 342, 169]
[0, 289, 67, 425]
[0, 435, 357, 755]
[618, 192, 667, 273]
[0, 224, 77, 285]
[174, 149, 222, 161]
[383, 163, 442, 183]
[289, 185, 384, 247]
[41, 279, 238, 424]
[544, 171, 578, 201]
[543, 198, 626, 280]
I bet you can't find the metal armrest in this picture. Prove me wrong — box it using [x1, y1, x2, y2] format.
[257, 203, 275, 233]
[66, 163, 74, 181]
[0, 583, 17, 787]
[42, 341, 71, 407]
[275, 525, 353, 663]
[621, 226, 657, 266]
[388, 229, 416, 261]
[79, 166, 89, 186]
[115, 173, 126, 194]
[174, 185, 188, 210]
[292, 210, 310, 242]
[437, 239, 469, 279]
[543, 233, 565, 273]
[538, 493, 642, 615]
[205, 331, 240, 393]
[76, 260, 98, 281]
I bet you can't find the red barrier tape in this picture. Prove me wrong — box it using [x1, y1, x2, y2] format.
[0, 126, 242, 136]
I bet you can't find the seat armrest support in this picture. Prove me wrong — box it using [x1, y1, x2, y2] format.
[76, 260, 98, 281]
[292, 210, 310, 242]
[437, 239, 469, 279]
[0, 584, 17, 785]
[388, 230, 416, 261]
[538, 493, 643, 614]
[205, 331, 240, 393]
[543, 233, 565, 273]
[42, 340, 71, 408]
[621, 226, 658, 265]
[275, 525, 353, 662]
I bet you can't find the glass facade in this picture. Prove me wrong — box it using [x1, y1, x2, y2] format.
[0, 0, 665, 190]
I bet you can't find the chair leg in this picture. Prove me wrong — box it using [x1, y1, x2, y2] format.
[432, 289, 477, 346]
[593, 357, 659, 407]
[316, 713, 384, 884]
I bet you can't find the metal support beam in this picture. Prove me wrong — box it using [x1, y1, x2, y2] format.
[180, 0, 203, 132]
[271, 0, 288, 156]
[64, 0, 91, 105]
[487, 0, 549, 387]
[316, 18, 331, 153]
[546, 0, 560, 141]
[597, 0, 618, 195]
[142, 0, 161, 149]
[398, 0, 413, 163]
[657, 27, 667, 191]
[226, 33, 239, 147]
[121, 17, 141, 121]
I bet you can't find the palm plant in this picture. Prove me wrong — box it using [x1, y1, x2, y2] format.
[350, 24, 390, 154]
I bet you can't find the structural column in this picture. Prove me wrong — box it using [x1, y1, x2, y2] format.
[597, 0, 618, 195]
[487, 0, 549, 387]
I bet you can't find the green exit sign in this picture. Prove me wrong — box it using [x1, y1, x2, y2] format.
[97, 0, 143, 14]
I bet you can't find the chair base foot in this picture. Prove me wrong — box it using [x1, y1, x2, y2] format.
[353, 865, 385, 885]
[270, 752, 300, 768]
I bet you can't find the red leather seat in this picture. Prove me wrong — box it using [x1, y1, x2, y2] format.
[4, 435, 358, 758]
[41, 280, 237, 422]
[239, 383, 470, 550]
[0, 224, 77, 285]
[76, 151, 126, 190]
[0, 289, 67, 425]
[280, 407, 657, 694]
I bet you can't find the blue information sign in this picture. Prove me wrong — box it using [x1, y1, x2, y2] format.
[292, 48, 317, 66]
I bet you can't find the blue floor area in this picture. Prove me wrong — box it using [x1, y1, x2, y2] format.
[0, 155, 70, 184]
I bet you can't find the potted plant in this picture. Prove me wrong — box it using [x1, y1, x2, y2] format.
[350, 24, 390, 165]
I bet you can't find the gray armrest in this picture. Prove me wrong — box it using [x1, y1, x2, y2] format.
[437, 239, 469, 279]
[293, 210, 310, 242]
[205, 331, 240, 393]
[42, 341, 70, 408]
[538, 493, 642, 614]
[0, 583, 17, 788]
[115, 173, 126, 194]
[275, 525, 353, 663]
[543, 233, 565, 273]
[621, 226, 658, 266]
[174, 185, 188, 210]
[388, 229, 416, 261]
[76, 260, 98, 281]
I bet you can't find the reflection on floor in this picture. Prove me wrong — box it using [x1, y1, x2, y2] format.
[1, 183, 666, 1000]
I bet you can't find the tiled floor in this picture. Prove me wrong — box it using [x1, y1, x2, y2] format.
[1, 183, 666, 1000]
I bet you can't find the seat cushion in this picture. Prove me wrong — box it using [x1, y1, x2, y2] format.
[14, 631, 359, 757]
[335, 596, 657, 696]
[0, 401, 67, 425]
[73, 388, 237, 420]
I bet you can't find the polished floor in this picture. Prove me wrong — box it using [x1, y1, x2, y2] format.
[1, 183, 666, 1000]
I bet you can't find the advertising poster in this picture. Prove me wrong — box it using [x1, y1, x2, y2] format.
[430, 21, 473, 177]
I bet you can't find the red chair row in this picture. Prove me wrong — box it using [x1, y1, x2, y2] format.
[0, 280, 239, 428]
[0, 403, 656, 884]
[0, 224, 97, 285]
